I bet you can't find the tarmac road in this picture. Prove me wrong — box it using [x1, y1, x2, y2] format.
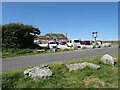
[2, 45, 119, 70]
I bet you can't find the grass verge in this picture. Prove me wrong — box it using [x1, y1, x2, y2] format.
[2, 53, 118, 88]
[2, 48, 73, 58]
[2, 45, 114, 58]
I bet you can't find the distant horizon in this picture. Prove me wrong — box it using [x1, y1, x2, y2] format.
[2, 2, 118, 41]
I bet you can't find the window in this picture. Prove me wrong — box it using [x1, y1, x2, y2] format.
[44, 38, 49, 40]
[46, 35, 50, 37]
[74, 40, 80, 43]
[49, 42, 56, 44]
[59, 35, 63, 38]
[34, 38, 39, 40]
[53, 35, 57, 38]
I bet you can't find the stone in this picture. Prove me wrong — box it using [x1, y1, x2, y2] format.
[87, 62, 101, 69]
[66, 62, 100, 71]
[100, 54, 116, 66]
[24, 65, 53, 81]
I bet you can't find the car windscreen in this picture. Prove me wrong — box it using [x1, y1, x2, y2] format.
[74, 40, 80, 43]
[49, 42, 56, 44]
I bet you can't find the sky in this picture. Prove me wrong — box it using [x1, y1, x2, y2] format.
[2, 2, 118, 40]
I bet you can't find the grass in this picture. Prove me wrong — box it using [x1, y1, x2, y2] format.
[111, 43, 119, 45]
[2, 53, 118, 88]
[2, 48, 73, 58]
[2, 42, 118, 58]
[102, 41, 119, 45]
[0, 52, 2, 58]
[2, 44, 114, 58]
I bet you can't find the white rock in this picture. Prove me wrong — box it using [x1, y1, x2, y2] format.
[87, 62, 100, 69]
[66, 62, 100, 71]
[24, 65, 53, 80]
[100, 54, 116, 66]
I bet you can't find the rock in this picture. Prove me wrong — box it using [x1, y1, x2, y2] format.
[87, 63, 100, 69]
[66, 62, 100, 71]
[100, 54, 116, 66]
[24, 65, 53, 81]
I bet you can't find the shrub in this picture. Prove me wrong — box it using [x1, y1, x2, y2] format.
[2, 23, 41, 49]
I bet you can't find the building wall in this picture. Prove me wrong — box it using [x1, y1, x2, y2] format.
[34, 33, 68, 44]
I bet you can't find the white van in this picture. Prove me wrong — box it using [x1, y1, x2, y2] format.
[67, 39, 83, 48]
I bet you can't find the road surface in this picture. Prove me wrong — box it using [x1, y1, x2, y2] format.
[2, 45, 119, 70]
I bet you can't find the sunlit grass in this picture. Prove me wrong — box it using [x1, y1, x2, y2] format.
[2, 48, 73, 58]
[2, 53, 118, 88]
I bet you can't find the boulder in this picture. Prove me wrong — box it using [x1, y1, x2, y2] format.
[87, 63, 100, 69]
[24, 65, 53, 81]
[66, 62, 100, 71]
[100, 54, 116, 66]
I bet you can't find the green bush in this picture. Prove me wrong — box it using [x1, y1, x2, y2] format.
[2, 23, 41, 49]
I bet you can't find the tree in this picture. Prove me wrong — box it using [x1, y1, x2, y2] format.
[2, 23, 41, 49]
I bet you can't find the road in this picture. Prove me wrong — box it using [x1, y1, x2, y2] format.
[2, 45, 119, 70]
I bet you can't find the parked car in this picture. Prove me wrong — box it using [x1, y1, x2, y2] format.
[81, 41, 91, 45]
[80, 41, 94, 49]
[91, 40, 102, 45]
[97, 40, 102, 45]
[38, 41, 58, 49]
[91, 40, 99, 45]
[59, 42, 66, 45]
[67, 39, 81, 48]
[67, 39, 86, 49]
[48, 41, 58, 49]
[101, 43, 111, 47]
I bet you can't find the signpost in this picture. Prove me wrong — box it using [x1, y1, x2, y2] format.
[92, 32, 97, 46]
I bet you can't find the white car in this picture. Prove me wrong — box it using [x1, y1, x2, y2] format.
[48, 41, 58, 49]
[39, 41, 58, 49]
[67, 39, 82, 48]
[101, 43, 111, 47]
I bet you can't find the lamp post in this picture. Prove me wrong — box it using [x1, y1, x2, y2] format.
[92, 32, 97, 46]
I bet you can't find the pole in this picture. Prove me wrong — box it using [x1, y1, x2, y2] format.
[95, 37, 97, 46]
